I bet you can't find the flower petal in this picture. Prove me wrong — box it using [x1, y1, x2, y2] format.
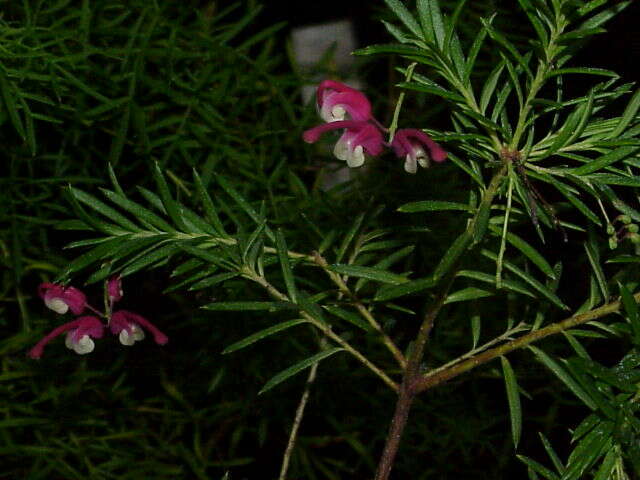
[347, 145, 366, 168]
[317, 80, 372, 122]
[404, 154, 418, 174]
[38, 283, 87, 315]
[46, 297, 70, 314]
[73, 335, 95, 355]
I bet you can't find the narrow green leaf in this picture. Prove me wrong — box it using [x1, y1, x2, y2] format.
[517, 0, 548, 46]
[584, 240, 608, 301]
[609, 88, 640, 138]
[579, 1, 631, 30]
[276, 229, 297, 303]
[330, 264, 408, 285]
[53, 64, 111, 102]
[107, 163, 125, 197]
[397, 81, 464, 102]
[356, 245, 415, 291]
[152, 162, 187, 231]
[417, 0, 445, 48]
[69, 188, 141, 232]
[189, 272, 239, 291]
[563, 423, 612, 480]
[215, 174, 274, 241]
[471, 315, 481, 348]
[465, 19, 489, 81]
[222, 319, 307, 354]
[178, 244, 236, 270]
[324, 305, 372, 332]
[569, 146, 639, 175]
[489, 226, 555, 279]
[445, 287, 493, 304]
[259, 348, 344, 394]
[538, 433, 565, 475]
[433, 231, 472, 280]
[444, 0, 468, 51]
[517, 455, 561, 480]
[99, 189, 175, 232]
[384, 0, 422, 39]
[619, 282, 640, 344]
[545, 67, 619, 79]
[457, 270, 535, 297]
[473, 198, 491, 243]
[587, 173, 640, 187]
[501, 357, 522, 449]
[0, 69, 25, 140]
[480, 61, 505, 114]
[374, 276, 436, 302]
[592, 448, 617, 480]
[109, 103, 131, 166]
[398, 200, 471, 212]
[193, 170, 227, 237]
[58, 237, 124, 279]
[336, 213, 365, 263]
[480, 18, 532, 78]
[203, 301, 295, 311]
[529, 346, 597, 409]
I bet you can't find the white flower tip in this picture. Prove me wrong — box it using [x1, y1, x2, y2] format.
[417, 157, 430, 168]
[404, 155, 417, 174]
[333, 138, 350, 161]
[65, 332, 74, 350]
[46, 298, 69, 314]
[73, 335, 95, 355]
[347, 145, 365, 168]
[416, 148, 430, 169]
[119, 325, 145, 346]
[331, 105, 346, 121]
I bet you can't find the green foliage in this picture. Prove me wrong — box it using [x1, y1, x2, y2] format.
[4, 0, 640, 478]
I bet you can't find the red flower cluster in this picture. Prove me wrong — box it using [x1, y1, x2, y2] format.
[29, 277, 167, 359]
[303, 80, 447, 173]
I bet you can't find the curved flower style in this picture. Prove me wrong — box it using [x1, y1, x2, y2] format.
[304, 120, 384, 168]
[110, 310, 168, 346]
[28, 316, 104, 359]
[391, 129, 448, 174]
[38, 283, 87, 315]
[107, 276, 123, 303]
[316, 80, 372, 123]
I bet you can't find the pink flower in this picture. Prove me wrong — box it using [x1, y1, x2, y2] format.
[316, 80, 372, 123]
[28, 316, 104, 359]
[110, 310, 168, 346]
[303, 120, 384, 168]
[391, 129, 448, 174]
[38, 283, 87, 315]
[107, 276, 123, 303]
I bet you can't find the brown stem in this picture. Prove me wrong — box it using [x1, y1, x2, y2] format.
[373, 167, 508, 480]
[374, 382, 415, 480]
[373, 270, 457, 480]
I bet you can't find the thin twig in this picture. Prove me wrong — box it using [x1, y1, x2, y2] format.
[244, 269, 399, 392]
[313, 252, 407, 369]
[278, 359, 319, 480]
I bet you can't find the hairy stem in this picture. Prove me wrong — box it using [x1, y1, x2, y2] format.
[415, 291, 640, 393]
